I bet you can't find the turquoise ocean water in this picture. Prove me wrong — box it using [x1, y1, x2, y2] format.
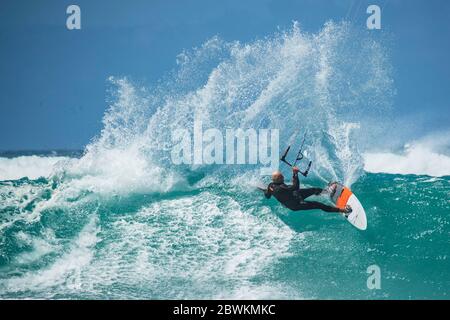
[1, 23, 449, 299]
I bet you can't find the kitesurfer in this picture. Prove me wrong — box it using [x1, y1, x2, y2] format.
[263, 167, 352, 215]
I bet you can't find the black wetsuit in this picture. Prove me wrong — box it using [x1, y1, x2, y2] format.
[264, 172, 340, 212]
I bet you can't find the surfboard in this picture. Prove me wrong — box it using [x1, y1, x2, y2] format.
[328, 182, 367, 230]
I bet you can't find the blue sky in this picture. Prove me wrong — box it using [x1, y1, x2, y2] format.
[0, 0, 449, 150]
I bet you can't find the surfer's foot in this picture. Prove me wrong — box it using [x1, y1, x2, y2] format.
[340, 205, 352, 218]
[323, 182, 338, 197]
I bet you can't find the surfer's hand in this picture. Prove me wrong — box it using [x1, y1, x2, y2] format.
[292, 166, 299, 173]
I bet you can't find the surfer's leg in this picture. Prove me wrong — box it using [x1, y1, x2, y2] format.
[298, 188, 323, 199]
[293, 201, 341, 213]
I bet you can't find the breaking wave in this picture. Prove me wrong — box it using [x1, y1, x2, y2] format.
[5, 22, 441, 300]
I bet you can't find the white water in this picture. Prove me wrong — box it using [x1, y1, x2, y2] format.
[0, 156, 69, 180]
[79, 21, 393, 187]
[364, 132, 450, 177]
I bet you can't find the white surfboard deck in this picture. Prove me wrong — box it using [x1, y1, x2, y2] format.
[345, 194, 367, 230]
[329, 182, 367, 230]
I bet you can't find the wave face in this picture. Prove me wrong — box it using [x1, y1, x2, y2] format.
[1, 22, 449, 299]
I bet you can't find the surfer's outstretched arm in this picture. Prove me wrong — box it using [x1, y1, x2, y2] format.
[282, 167, 300, 191]
[262, 185, 272, 199]
[256, 186, 272, 199]
[291, 169, 300, 190]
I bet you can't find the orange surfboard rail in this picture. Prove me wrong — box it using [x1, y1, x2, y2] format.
[336, 187, 353, 209]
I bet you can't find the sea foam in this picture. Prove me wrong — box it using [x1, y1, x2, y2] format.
[364, 133, 450, 177]
[0, 156, 68, 180]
